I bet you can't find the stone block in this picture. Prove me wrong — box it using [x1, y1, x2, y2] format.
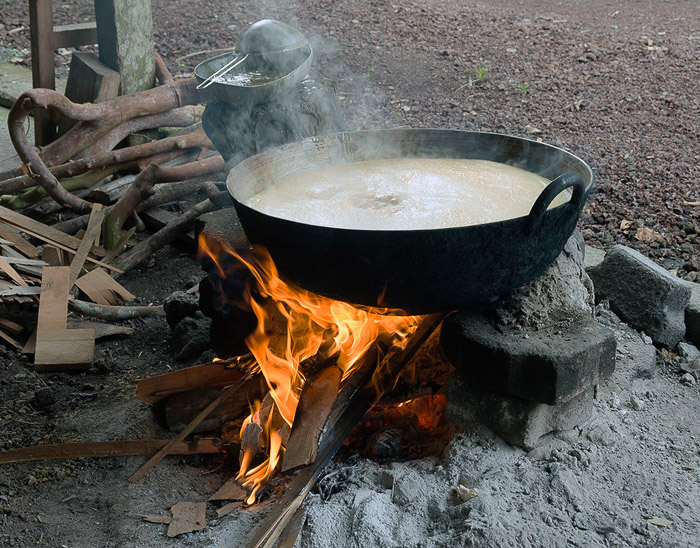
[441, 314, 616, 405]
[446, 376, 594, 451]
[686, 281, 700, 348]
[587, 245, 692, 348]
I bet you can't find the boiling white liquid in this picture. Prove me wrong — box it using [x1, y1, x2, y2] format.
[245, 158, 566, 230]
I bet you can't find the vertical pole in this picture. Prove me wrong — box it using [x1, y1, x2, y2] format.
[28, 0, 57, 145]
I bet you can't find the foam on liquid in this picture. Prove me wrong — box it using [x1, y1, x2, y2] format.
[244, 158, 566, 230]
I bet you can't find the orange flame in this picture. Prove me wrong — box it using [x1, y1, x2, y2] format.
[198, 234, 421, 503]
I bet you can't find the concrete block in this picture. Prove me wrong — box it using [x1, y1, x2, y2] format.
[446, 376, 594, 451]
[587, 245, 691, 348]
[441, 314, 616, 405]
[686, 281, 700, 348]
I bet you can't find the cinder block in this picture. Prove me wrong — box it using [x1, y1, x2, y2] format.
[587, 245, 691, 348]
[446, 376, 594, 451]
[441, 314, 616, 405]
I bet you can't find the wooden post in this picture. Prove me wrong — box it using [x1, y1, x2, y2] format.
[28, 0, 99, 145]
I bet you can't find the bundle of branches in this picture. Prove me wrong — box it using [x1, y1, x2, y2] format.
[2, 53, 227, 252]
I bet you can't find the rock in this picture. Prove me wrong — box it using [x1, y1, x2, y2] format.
[441, 313, 616, 405]
[163, 291, 200, 329]
[677, 342, 700, 362]
[171, 311, 211, 361]
[629, 394, 645, 411]
[685, 281, 700, 347]
[680, 373, 696, 386]
[584, 245, 606, 269]
[33, 387, 55, 409]
[26, 475, 37, 486]
[587, 245, 692, 348]
[680, 359, 700, 380]
[446, 375, 594, 451]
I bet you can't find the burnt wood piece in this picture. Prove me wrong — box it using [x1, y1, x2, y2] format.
[246, 313, 445, 548]
[281, 365, 341, 472]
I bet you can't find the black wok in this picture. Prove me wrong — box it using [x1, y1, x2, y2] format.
[226, 129, 593, 313]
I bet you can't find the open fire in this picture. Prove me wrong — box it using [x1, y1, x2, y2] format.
[198, 234, 424, 503]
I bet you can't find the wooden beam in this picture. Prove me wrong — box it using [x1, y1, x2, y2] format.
[28, 0, 57, 144]
[51, 22, 98, 49]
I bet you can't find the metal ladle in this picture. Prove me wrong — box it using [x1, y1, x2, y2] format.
[196, 19, 309, 89]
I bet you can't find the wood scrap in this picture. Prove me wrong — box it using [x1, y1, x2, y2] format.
[0, 328, 22, 349]
[0, 223, 40, 258]
[75, 267, 135, 305]
[167, 502, 207, 537]
[216, 501, 242, 518]
[21, 329, 37, 355]
[682, 201, 700, 207]
[67, 297, 165, 320]
[41, 245, 66, 266]
[209, 478, 247, 502]
[34, 328, 95, 371]
[0, 438, 224, 464]
[0, 285, 40, 297]
[0, 256, 28, 286]
[128, 372, 253, 483]
[0, 205, 107, 257]
[68, 203, 105, 287]
[135, 356, 255, 405]
[34, 266, 94, 370]
[281, 366, 342, 472]
[0, 318, 24, 336]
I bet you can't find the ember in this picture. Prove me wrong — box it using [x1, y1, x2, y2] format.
[197, 234, 424, 503]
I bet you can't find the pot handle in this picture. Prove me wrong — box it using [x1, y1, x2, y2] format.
[526, 172, 586, 234]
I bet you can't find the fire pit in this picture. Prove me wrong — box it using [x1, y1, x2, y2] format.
[226, 129, 594, 312]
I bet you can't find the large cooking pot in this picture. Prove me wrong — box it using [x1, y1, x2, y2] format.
[226, 129, 593, 313]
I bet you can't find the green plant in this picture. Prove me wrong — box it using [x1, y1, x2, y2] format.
[516, 81, 531, 96]
[455, 60, 488, 92]
[364, 62, 376, 78]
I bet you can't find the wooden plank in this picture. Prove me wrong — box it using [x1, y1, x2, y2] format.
[34, 328, 95, 370]
[68, 204, 104, 287]
[51, 22, 98, 49]
[75, 267, 135, 305]
[0, 318, 24, 336]
[0, 224, 41, 259]
[0, 205, 107, 257]
[0, 438, 224, 464]
[36, 266, 69, 332]
[0, 256, 28, 286]
[135, 357, 255, 405]
[209, 478, 247, 502]
[0, 328, 22, 349]
[0, 256, 49, 267]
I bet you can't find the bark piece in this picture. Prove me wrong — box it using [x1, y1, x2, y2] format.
[67, 297, 164, 320]
[67, 319, 134, 339]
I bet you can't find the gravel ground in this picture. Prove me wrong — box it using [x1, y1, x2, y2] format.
[0, 1, 699, 547]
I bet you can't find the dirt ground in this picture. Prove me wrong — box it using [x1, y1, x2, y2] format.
[0, 0, 699, 547]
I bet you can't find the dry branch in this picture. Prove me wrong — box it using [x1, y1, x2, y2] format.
[68, 297, 165, 320]
[7, 80, 201, 212]
[102, 155, 224, 250]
